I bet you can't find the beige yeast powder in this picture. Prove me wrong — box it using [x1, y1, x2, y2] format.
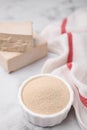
[22, 76, 70, 115]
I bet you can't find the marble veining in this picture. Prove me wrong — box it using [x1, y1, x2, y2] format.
[0, 0, 87, 32]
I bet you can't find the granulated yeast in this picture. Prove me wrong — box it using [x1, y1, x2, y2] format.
[22, 76, 70, 115]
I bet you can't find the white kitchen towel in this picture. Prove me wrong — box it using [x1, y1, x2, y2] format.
[41, 9, 87, 130]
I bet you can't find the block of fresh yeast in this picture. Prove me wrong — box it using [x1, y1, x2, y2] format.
[0, 32, 48, 73]
[0, 22, 33, 52]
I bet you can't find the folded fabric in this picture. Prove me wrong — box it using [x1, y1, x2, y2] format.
[41, 8, 87, 130]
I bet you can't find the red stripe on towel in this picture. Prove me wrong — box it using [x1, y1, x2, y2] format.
[61, 18, 87, 108]
[67, 32, 73, 69]
[61, 18, 67, 34]
[79, 94, 87, 107]
[76, 86, 87, 107]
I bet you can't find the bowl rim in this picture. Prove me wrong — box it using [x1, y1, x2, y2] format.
[18, 74, 73, 119]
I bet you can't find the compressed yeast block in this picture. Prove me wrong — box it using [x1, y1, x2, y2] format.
[0, 22, 33, 52]
[0, 32, 48, 73]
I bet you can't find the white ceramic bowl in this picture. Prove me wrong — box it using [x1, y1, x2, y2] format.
[18, 74, 73, 127]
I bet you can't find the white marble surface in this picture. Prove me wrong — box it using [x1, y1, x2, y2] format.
[0, 53, 81, 130]
[0, 0, 87, 129]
